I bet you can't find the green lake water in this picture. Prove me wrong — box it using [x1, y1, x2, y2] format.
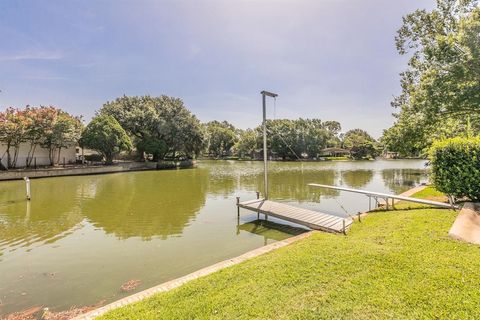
[0, 159, 428, 316]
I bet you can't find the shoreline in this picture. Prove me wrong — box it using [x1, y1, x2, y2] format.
[0, 162, 158, 181]
[0, 160, 198, 181]
[74, 184, 427, 320]
[74, 231, 314, 320]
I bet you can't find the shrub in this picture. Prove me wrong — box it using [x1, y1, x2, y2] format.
[429, 137, 480, 201]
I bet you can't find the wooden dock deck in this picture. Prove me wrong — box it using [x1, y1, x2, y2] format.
[237, 199, 353, 234]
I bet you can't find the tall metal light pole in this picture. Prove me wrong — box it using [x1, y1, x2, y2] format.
[260, 90, 278, 200]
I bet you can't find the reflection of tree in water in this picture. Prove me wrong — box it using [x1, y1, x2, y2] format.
[340, 170, 374, 189]
[205, 171, 237, 198]
[382, 169, 428, 194]
[238, 168, 340, 202]
[83, 170, 208, 240]
[0, 178, 84, 255]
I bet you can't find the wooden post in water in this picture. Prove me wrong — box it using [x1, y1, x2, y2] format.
[23, 177, 31, 201]
[256, 191, 260, 219]
[260, 90, 278, 200]
[236, 197, 240, 217]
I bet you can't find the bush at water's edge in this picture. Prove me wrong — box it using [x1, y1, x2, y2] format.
[429, 137, 480, 201]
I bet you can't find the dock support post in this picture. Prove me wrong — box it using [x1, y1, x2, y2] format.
[262, 93, 268, 200]
[260, 90, 278, 201]
[23, 177, 31, 201]
[357, 212, 362, 222]
[236, 197, 240, 217]
[342, 219, 346, 235]
[368, 196, 371, 211]
[392, 198, 396, 210]
[256, 191, 260, 199]
[385, 197, 389, 210]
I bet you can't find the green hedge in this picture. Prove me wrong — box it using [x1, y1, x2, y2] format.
[429, 137, 480, 201]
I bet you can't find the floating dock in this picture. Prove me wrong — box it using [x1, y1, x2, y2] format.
[237, 198, 353, 234]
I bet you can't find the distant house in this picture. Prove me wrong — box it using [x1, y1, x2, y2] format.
[0, 143, 76, 169]
[319, 147, 351, 157]
[383, 151, 399, 159]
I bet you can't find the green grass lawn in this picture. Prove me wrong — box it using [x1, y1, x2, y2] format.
[100, 189, 480, 319]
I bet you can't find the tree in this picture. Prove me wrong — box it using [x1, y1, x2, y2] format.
[381, 113, 469, 157]
[235, 129, 259, 159]
[101, 95, 204, 160]
[40, 109, 83, 166]
[343, 129, 378, 160]
[24, 106, 58, 167]
[265, 119, 300, 160]
[205, 121, 238, 158]
[395, 0, 479, 119]
[135, 135, 167, 162]
[154, 95, 205, 159]
[323, 120, 342, 147]
[0, 108, 29, 168]
[262, 119, 340, 160]
[383, 0, 480, 156]
[100, 95, 158, 159]
[80, 114, 133, 165]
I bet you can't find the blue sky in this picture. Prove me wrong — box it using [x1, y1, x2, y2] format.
[0, 0, 433, 137]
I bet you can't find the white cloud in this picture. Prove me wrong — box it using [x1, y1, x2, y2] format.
[0, 51, 63, 61]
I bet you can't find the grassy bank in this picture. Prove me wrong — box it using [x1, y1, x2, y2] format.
[101, 188, 480, 319]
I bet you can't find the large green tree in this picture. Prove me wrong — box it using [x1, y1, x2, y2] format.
[101, 95, 204, 160]
[384, 0, 480, 155]
[247, 118, 342, 160]
[80, 114, 133, 165]
[235, 129, 259, 159]
[154, 96, 205, 159]
[343, 129, 378, 160]
[205, 121, 237, 158]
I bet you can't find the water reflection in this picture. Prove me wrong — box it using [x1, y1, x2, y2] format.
[237, 220, 306, 245]
[340, 170, 374, 189]
[0, 179, 84, 254]
[83, 170, 208, 240]
[381, 169, 427, 194]
[0, 161, 429, 253]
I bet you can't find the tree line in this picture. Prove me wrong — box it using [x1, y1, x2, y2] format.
[206, 119, 378, 160]
[0, 95, 379, 169]
[381, 0, 480, 157]
[93, 95, 379, 162]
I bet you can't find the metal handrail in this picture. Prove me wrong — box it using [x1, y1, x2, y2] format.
[308, 184, 459, 210]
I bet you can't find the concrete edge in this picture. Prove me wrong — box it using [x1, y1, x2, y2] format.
[448, 202, 480, 245]
[0, 163, 158, 181]
[73, 231, 314, 320]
